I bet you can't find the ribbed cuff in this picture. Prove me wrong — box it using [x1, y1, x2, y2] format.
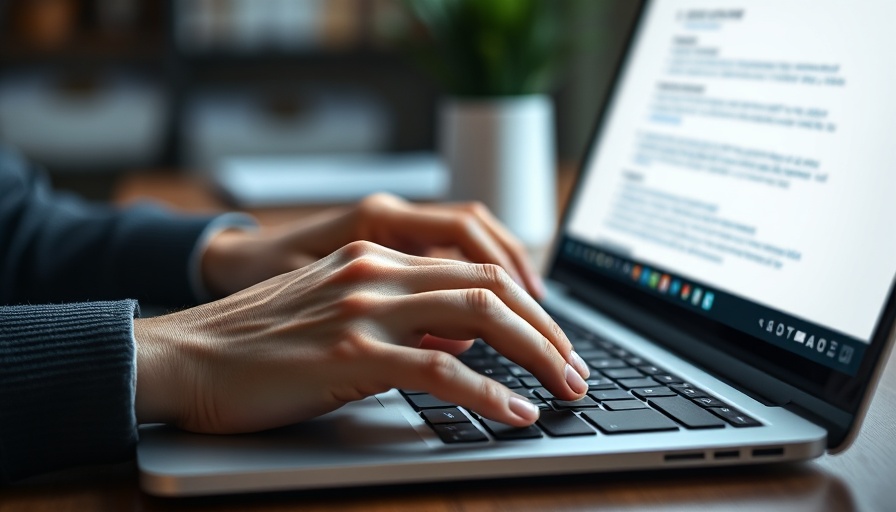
[0, 300, 140, 484]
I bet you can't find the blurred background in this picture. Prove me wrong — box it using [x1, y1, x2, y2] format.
[0, 0, 639, 200]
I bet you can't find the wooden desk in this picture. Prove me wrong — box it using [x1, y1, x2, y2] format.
[3, 172, 894, 511]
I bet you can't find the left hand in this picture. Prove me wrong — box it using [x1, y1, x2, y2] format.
[201, 193, 545, 299]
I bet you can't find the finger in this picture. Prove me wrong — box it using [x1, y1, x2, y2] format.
[371, 343, 540, 427]
[452, 202, 546, 298]
[419, 334, 475, 355]
[389, 208, 529, 292]
[381, 288, 588, 401]
[382, 262, 587, 380]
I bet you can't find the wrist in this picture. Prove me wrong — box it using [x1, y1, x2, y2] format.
[133, 317, 182, 425]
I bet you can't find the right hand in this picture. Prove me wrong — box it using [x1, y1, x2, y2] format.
[134, 241, 590, 434]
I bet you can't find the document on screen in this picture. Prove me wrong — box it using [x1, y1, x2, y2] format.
[567, 0, 896, 342]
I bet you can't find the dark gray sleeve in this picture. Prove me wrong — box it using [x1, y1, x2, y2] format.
[0, 300, 139, 484]
[0, 147, 215, 307]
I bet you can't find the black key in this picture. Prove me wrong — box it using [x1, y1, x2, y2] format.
[648, 396, 726, 429]
[400, 389, 426, 395]
[654, 374, 684, 385]
[589, 358, 629, 370]
[508, 365, 534, 378]
[590, 389, 632, 401]
[537, 410, 596, 436]
[480, 419, 543, 440]
[632, 387, 677, 399]
[602, 399, 648, 411]
[407, 394, 456, 410]
[432, 423, 488, 443]
[460, 356, 494, 368]
[422, 408, 470, 424]
[637, 365, 664, 375]
[476, 366, 510, 378]
[692, 396, 727, 408]
[625, 356, 648, 366]
[582, 409, 678, 434]
[671, 385, 709, 399]
[617, 377, 660, 389]
[709, 406, 762, 427]
[533, 387, 555, 401]
[586, 378, 618, 390]
[520, 376, 542, 388]
[552, 396, 601, 409]
[602, 368, 644, 380]
[491, 375, 522, 387]
[577, 349, 611, 359]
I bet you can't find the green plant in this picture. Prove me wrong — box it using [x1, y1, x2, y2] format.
[401, 0, 566, 97]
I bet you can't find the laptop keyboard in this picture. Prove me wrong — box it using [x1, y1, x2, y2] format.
[400, 314, 761, 443]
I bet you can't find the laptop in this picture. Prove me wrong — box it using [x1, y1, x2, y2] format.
[137, 0, 896, 496]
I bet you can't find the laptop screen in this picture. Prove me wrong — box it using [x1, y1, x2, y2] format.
[555, 0, 896, 380]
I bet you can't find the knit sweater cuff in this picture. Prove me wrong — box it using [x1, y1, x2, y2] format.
[0, 300, 139, 484]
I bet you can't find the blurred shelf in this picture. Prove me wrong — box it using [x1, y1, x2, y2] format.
[0, 34, 166, 67]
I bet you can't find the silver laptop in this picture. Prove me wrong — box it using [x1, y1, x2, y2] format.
[138, 0, 896, 496]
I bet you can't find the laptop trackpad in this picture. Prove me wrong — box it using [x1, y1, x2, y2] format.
[138, 396, 427, 473]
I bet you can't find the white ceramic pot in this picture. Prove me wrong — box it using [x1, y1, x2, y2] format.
[439, 95, 557, 247]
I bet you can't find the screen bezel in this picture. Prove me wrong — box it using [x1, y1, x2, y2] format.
[546, 0, 896, 448]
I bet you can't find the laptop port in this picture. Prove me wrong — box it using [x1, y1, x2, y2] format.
[664, 452, 705, 462]
[752, 447, 785, 458]
[713, 450, 740, 460]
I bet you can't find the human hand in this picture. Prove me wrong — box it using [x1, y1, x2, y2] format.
[135, 241, 588, 434]
[201, 193, 544, 300]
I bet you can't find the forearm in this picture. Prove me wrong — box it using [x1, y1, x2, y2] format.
[0, 301, 139, 484]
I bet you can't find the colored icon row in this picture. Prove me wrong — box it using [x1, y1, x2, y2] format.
[627, 264, 714, 311]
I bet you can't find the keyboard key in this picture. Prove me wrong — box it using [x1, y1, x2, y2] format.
[617, 377, 660, 389]
[407, 394, 456, 410]
[590, 389, 632, 401]
[422, 408, 470, 424]
[582, 409, 678, 434]
[490, 375, 522, 387]
[552, 396, 601, 409]
[589, 358, 629, 370]
[577, 349, 611, 359]
[519, 376, 543, 388]
[533, 387, 555, 401]
[602, 399, 648, 411]
[648, 396, 726, 429]
[476, 366, 510, 378]
[432, 423, 488, 443]
[637, 365, 664, 375]
[670, 385, 709, 399]
[537, 410, 596, 437]
[632, 387, 677, 399]
[709, 407, 762, 427]
[480, 419, 543, 440]
[691, 396, 727, 408]
[653, 374, 684, 385]
[586, 378, 618, 390]
[625, 356, 648, 366]
[602, 368, 644, 380]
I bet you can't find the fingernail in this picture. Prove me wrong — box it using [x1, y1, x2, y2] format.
[565, 363, 588, 394]
[508, 395, 540, 422]
[569, 350, 590, 379]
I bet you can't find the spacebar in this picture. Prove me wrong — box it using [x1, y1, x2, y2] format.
[648, 396, 726, 429]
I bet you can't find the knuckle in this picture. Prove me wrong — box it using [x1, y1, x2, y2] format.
[464, 288, 500, 317]
[424, 351, 460, 386]
[475, 263, 509, 289]
[465, 201, 489, 217]
[549, 321, 569, 351]
[339, 254, 381, 282]
[340, 240, 378, 259]
[453, 213, 480, 236]
[359, 192, 396, 213]
[338, 292, 377, 318]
